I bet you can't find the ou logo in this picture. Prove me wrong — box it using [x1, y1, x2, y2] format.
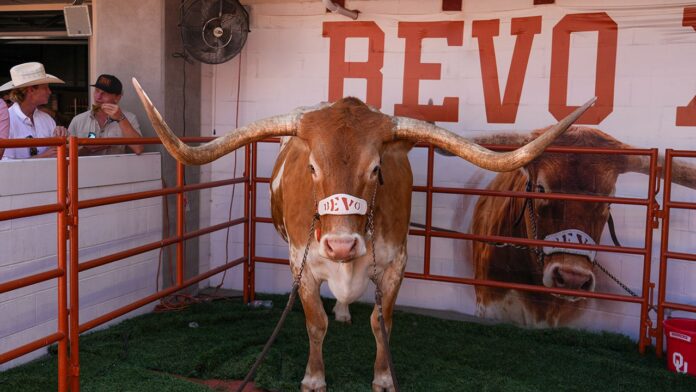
[673, 352, 689, 374]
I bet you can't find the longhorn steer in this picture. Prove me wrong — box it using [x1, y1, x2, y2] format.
[133, 78, 592, 391]
[472, 126, 696, 327]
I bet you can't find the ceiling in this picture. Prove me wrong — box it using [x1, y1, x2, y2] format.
[0, 1, 78, 4]
[0, 10, 66, 31]
[0, 2, 91, 33]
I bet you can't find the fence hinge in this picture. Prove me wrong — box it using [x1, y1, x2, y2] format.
[647, 283, 658, 339]
[652, 207, 663, 229]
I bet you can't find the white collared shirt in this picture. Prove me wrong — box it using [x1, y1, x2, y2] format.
[2, 103, 56, 160]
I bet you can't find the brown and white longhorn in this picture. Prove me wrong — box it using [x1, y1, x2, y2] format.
[133, 77, 593, 391]
[471, 126, 696, 327]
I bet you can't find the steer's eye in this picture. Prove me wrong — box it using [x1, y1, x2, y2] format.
[372, 165, 380, 175]
[536, 184, 546, 193]
[309, 164, 316, 175]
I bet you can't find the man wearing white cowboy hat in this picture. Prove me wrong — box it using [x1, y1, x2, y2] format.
[0, 62, 68, 160]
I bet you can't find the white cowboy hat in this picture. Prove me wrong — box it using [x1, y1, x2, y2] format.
[0, 62, 64, 92]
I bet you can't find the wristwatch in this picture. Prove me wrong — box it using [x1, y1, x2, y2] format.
[112, 114, 126, 123]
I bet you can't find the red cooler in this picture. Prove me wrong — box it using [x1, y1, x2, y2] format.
[664, 318, 696, 376]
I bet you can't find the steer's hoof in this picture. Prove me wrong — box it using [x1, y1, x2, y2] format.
[371, 382, 395, 392]
[301, 377, 326, 392]
[301, 385, 327, 392]
[335, 313, 352, 324]
[333, 302, 352, 324]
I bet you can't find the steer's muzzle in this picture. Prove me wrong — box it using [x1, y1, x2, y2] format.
[319, 233, 366, 262]
[542, 254, 596, 302]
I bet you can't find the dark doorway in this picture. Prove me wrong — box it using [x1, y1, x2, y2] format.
[0, 39, 89, 127]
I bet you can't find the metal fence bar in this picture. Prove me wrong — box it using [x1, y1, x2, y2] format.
[79, 258, 246, 334]
[0, 332, 65, 364]
[0, 269, 64, 294]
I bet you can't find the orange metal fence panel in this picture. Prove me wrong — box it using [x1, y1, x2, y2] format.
[248, 140, 660, 354]
[656, 149, 696, 357]
[0, 136, 250, 391]
[0, 138, 70, 392]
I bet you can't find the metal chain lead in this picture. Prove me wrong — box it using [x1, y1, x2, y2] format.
[482, 196, 638, 298]
[366, 181, 399, 392]
[295, 213, 319, 287]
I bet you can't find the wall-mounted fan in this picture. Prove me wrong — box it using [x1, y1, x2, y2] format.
[180, 0, 249, 64]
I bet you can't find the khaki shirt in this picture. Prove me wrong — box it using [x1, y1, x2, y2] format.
[68, 109, 141, 155]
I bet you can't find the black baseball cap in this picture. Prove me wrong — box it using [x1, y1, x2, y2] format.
[91, 74, 122, 95]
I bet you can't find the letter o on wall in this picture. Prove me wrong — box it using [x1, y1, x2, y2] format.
[549, 13, 617, 124]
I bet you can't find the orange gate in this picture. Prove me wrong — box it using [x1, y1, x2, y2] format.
[0, 136, 251, 392]
[656, 149, 696, 356]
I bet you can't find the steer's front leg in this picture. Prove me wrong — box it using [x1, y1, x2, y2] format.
[297, 267, 328, 392]
[371, 246, 406, 392]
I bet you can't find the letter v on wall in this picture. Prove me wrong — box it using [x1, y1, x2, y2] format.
[472, 16, 542, 123]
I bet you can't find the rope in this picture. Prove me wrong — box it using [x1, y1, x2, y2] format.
[235, 282, 299, 392]
[235, 214, 317, 392]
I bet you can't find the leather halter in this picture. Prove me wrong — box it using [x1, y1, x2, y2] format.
[513, 180, 622, 266]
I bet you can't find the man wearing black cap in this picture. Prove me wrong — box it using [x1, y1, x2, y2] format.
[68, 74, 143, 155]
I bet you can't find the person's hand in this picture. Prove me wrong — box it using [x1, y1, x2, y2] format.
[53, 126, 67, 137]
[35, 146, 57, 158]
[79, 145, 109, 155]
[101, 103, 123, 122]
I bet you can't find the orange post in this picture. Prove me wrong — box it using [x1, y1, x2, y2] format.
[68, 137, 81, 391]
[243, 145, 251, 303]
[56, 143, 69, 392]
[176, 162, 185, 286]
[249, 143, 258, 302]
[639, 149, 658, 354]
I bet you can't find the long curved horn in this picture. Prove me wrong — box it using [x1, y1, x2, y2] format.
[392, 97, 596, 172]
[625, 153, 696, 189]
[132, 78, 303, 165]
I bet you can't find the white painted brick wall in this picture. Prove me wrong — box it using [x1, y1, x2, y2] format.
[0, 153, 163, 370]
[200, 0, 696, 340]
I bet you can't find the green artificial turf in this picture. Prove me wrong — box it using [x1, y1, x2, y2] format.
[1, 293, 695, 391]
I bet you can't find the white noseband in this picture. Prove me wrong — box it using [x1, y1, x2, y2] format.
[318, 194, 367, 216]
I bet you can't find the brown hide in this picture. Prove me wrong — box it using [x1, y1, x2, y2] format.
[270, 98, 413, 252]
[473, 125, 631, 326]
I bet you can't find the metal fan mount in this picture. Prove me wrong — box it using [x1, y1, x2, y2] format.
[181, 0, 249, 64]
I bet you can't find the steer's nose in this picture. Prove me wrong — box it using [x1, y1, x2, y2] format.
[551, 265, 595, 291]
[324, 235, 358, 261]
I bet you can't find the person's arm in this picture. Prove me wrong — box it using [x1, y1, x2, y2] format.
[102, 103, 143, 154]
[0, 100, 8, 160]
